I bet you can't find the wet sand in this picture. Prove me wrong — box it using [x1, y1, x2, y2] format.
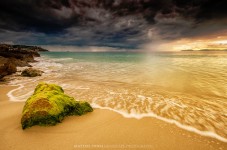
[0, 85, 226, 150]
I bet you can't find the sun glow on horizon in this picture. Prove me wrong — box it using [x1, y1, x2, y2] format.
[143, 31, 227, 52]
[171, 33, 227, 51]
[143, 30, 227, 51]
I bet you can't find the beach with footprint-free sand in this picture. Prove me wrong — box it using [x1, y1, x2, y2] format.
[0, 85, 226, 150]
[0, 51, 227, 150]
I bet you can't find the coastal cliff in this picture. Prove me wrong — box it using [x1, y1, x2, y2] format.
[0, 44, 48, 79]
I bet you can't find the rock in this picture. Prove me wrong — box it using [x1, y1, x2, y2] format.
[0, 43, 48, 65]
[0, 44, 49, 79]
[10, 58, 32, 67]
[12, 44, 48, 52]
[21, 83, 93, 129]
[0, 56, 17, 79]
[21, 68, 43, 77]
[0, 48, 36, 62]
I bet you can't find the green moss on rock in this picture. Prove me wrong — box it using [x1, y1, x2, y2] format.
[21, 82, 93, 129]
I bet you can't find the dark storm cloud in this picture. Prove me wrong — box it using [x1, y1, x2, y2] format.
[0, 0, 227, 48]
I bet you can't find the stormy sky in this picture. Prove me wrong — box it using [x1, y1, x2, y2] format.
[0, 0, 227, 50]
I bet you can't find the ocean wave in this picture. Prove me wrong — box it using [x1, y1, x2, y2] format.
[6, 81, 227, 143]
[50, 58, 74, 62]
[5, 52, 227, 143]
[91, 103, 227, 143]
[7, 84, 33, 102]
[31, 61, 63, 70]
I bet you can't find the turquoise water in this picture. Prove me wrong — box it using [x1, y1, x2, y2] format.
[40, 51, 227, 98]
[8, 51, 227, 142]
[41, 51, 147, 62]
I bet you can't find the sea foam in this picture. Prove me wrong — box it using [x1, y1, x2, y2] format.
[91, 103, 227, 143]
[5, 52, 227, 143]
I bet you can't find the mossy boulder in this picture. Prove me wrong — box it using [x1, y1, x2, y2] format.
[21, 82, 93, 129]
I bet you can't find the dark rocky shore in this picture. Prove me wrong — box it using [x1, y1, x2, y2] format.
[0, 45, 93, 129]
[0, 44, 48, 79]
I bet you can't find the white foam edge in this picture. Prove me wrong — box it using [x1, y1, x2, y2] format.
[7, 84, 26, 102]
[91, 103, 227, 143]
[6, 86, 227, 143]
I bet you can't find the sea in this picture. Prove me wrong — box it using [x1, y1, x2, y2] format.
[5, 51, 227, 142]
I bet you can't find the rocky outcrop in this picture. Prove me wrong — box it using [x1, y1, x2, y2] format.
[0, 56, 17, 79]
[21, 83, 93, 129]
[21, 68, 43, 77]
[0, 44, 42, 62]
[10, 58, 32, 67]
[12, 45, 48, 52]
[0, 44, 48, 79]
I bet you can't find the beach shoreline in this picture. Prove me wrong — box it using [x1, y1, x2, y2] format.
[0, 85, 226, 150]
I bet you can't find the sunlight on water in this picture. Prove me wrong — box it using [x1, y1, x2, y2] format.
[6, 51, 227, 142]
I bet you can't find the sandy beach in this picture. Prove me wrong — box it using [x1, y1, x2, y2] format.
[0, 85, 226, 150]
[1, 0, 227, 149]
